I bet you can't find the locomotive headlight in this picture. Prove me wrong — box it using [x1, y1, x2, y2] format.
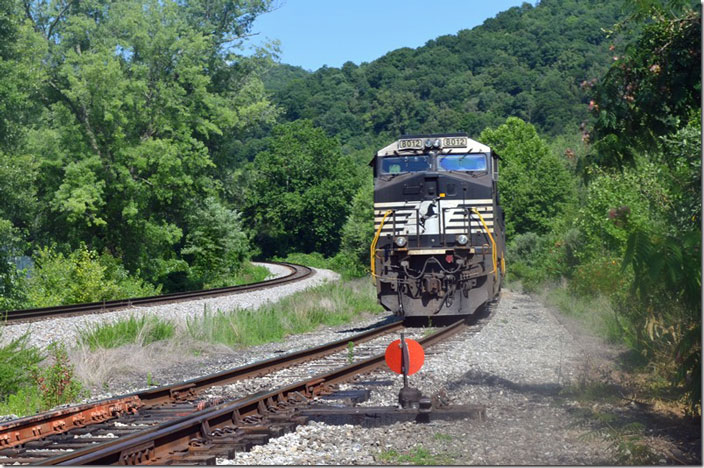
[456, 234, 469, 245]
[394, 236, 408, 247]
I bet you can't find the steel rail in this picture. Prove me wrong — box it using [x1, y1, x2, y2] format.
[0, 319, 404, 451]
[38, 319, 467, 465]
[2, 262, 312, 323]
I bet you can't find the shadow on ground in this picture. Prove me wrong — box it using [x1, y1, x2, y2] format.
[444, 368, 701, 464]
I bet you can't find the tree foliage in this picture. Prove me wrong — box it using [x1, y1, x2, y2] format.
[0, 0, 277, 292]
[338, 179, 375, 275]
[25, 245, 160, 308]
[244, 120, 357, 258]
[588, 7, 700, 168]
[181, 197, 250, 289]
[480, 117, 575, 238]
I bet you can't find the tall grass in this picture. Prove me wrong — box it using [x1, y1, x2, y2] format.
[186, 279, 382, 347]
[226, 262, 271, 286]
[79, 315, 175, 350]
[542, 284, 623, 343]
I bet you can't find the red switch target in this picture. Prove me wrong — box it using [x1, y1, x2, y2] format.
[384, 338, 425, 375]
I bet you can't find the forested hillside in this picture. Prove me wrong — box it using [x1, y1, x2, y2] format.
[262, 0, 625, 147]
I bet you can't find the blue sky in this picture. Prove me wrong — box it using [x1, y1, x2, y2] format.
[247, 0, 529, 71]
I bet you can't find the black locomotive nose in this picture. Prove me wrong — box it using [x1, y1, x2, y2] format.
[424, 174, 438, 197]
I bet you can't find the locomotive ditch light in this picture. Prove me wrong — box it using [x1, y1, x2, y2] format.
[394, 236, 408, 247]
[456, 234, 469, 245]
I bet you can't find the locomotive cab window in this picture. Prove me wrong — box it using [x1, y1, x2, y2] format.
[437, 153, 487, 172]
[379, 155, 431, 174]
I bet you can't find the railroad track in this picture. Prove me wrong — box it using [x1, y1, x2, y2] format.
[0, 314, 486, 465]
[2, 262, 312, 323]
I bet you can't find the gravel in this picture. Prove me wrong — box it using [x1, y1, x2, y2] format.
[214, 289, 649, 465]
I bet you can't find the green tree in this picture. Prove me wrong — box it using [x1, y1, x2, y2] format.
[480, 117, 575, 238]
[181, 197, 250, 288]
[587, 7, 700, 169]
[337, 179, 375, 275]
[0, 0, 44, 309]
[245, 120, 357, 257]
[20, 0, 275, 288]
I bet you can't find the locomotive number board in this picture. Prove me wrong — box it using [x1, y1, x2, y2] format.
[442, 136, 468, 147]
[397, 136, 468, 150]
[397, 138, 424, 150]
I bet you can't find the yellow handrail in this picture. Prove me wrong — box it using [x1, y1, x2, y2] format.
[370, 209, 393, 280]
[471, 208, 498, 281]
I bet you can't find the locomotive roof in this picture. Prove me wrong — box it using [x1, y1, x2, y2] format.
[374, 134, 491, 158]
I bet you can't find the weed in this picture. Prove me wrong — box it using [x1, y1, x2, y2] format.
[0, 336, 86, 416]
[561, 379, 622, 404]
[0, 386, 43, 416]
[433, 432, 453, 441]
[543, 284, 622, 343]
[33, 342, 86, 410]
[378, 446, 455, 465]
[579, 411, 657, 464]
[347, 341, 355, 364]
[79, 315, 175, 350]
[146, 372, 158, 387]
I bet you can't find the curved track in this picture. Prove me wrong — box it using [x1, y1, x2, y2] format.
[2, 262, 312, 323]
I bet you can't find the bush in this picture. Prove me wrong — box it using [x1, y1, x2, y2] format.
[0, 340, 86, 416]
[228, 262, 271, 285]
[25, 245, 160, 307]
[575, 161, 669, 262]
[480, 117, 576, 238]
[0, 331, 42, 401]
[275, 252, 332, 270]
[570, 256, 630, 301]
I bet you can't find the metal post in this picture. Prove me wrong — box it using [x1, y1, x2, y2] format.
[401, 333, 409, 389]
[397, 332, 422, 409]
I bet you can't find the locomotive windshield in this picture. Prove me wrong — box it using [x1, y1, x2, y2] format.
[437, 153, 487, 172]
[380, 155, 431, 174]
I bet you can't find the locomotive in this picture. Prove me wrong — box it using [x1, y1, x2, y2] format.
[370, 133, 505, 320]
